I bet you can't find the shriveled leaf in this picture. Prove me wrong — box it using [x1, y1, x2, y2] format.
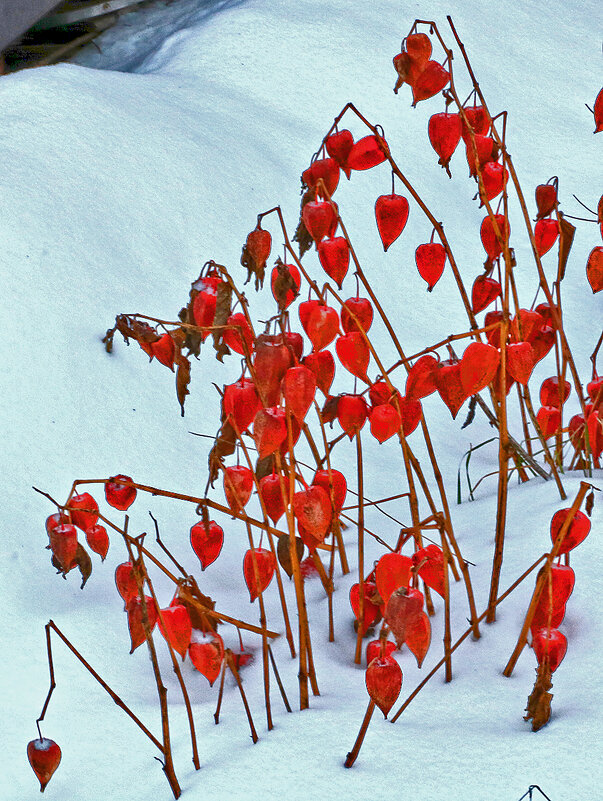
[293, 188, 316, 258]
[73, 542, 93, 589]
[207, 421, 237, 486]
[461, 395, 477, 429]
[557, 213, 576, 281]
[241, 226, 271, 290]
[585, 489, 595, 517]
[272, 258, 300, 311]
[212, 282, 233, 362]
[524, 663, 553, 732]
[277, 535, 305, 579]
[255, 454, 277, 482]
[175, 354, 191, 417]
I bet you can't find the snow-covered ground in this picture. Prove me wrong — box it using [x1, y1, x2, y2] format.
[1, 0, 601, 799]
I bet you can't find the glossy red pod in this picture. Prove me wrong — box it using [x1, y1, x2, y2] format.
[49, 523, 78, 573]
[480, 214, 509, 261]
[115, 561, 138, 604]
[253, 333, 293, 407]
[375, 194, 409, 251]
[461, 105, 489, 140]
[312, 469, 347, 514]
[535, 183, 558, 219]
[434, 360, 467, 419]
[347, 135, 388, 171]
[411, 60, 450, 105]
[28, 738, 62, 792]
[349, 581, 380, 634]
[369, 404, 401, 443]
[534, 218, 560, 257]
[85, 524, 109, 561]
[105, 474, 137, 511]
[325, 129, 354, 176]
[415, 242, 446, 290]
[586, 246, 603, 293]
[222, 312, 255, 354]
[243, 548, 276, 602]
[471, 274, 501, 313]
[366, 655, 403, 717]
[340, 297, 373, 334]
[428, 112, 462, 170]
[303, 304, 340, 351]
[532, 628, 567, 673]
[190, 520, 224, 570]
[253, 407, 288, 459]
[375, 552, 412, 607]
[223, 376, 261, 433]
[223, 465, 254, 512]
[259, 471, 288, 524]
[550, 509, 591, 554]
[366, 638, 396, 665]
[302, 157, 340, 197]
[302, 350, 335, 397]
[158, 604, 193, 660]
[539, 377, 570, 408]
[460, 341, 500, 396]
[385, 586, 424, 647]
[150, 332, 176, 369]
[302, 200, 338, 242]
[506, 342, 535, 385]
[317, 236, 349, 288]
[66, 491, 99, 532]
[292, 485, 332, 541]
[189, 630, 224, 685]
[413, 544, 446, 597]
[536, 406, 561, 439]
[405, 611, 432, 668]
[337, 394, 369, 438]
[282, 365, 316, 424]
[336, 332, 370, 381]
[127, 595, 158, 653]
[405, 354, 439, 400]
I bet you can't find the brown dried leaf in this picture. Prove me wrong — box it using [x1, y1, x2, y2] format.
[272, 257, 300, 311]
[175, 354, 191, 417]
[73, 543, 93, 589]
[255, 454, 276, 481]
[212, 281, 233, 362]
[585, 489, 595, 517]
[103, 326, 116, 353]
[115, 315, 159, 346]
[524, 663, 553, 732]
[208, 422, 237, 486]
[293, 188, 316, 258]
[557, 213, 576, 281]
[277, 535, 305, 579]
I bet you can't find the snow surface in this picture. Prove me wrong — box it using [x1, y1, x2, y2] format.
[1, 0, 601, 799]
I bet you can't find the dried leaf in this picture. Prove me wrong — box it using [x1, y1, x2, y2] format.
[73, 543, 92, 589]
[241, 227, 271, 291]
[114, 315, 159, 347]
[103, 326, 115, 353]
[585, 489, 595, 517]
[272, 258, 300, 311]
[277, 535, 305, 579]
[293, 188, 316, 258]
[255, 454, 276, 481]
[557, 213, 576, 281]
[524, 663, 553, 732]
[175, 354, 191, 417]
[208, 422, 237, 486]
[461, 395, 477, 429]
[212, 282, 233, 362]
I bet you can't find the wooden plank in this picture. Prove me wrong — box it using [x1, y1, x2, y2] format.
[0, 0, 62, 51]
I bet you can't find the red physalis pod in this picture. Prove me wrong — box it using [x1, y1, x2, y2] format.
[461, 105, 489, 140]
[303, 350, 335, 396]
[303, 304, 340, 351]
[349, 581, 380, 634]
[404, 611, 431, 668]
[480, 214, 510, 261]
[27, 738, 62, 792]
[413, 544, 446, 597]
[539, 377, 570, 408]
[411, 61, 450, 106]
[105, 474, 136, 511]
[465, 134, 495, 177]
[398, 395, 422, 437]
[127, 595, 158, 653]
[337, 394, 369, 438]
[415, 242, 446, 291]
[317, 236, 349, 288]
[293, 486, 332, 541]
[369, 404, 401, 443]
[66, 491, 99, 532]
[535, 183, 558, 219]
[471, 274, 501, 313]
[434, 360, 468, 419]
[366, 638, 396, 665]
[311, 469, 347, 514]
[347, 135, 388, 171]
[530, 564, 575, 634]
[534, 218, 560, 257]
[223, 376, 261, 433]
[253, 407, 287, 458]
[340, 296, 373, 334]
[550, 509, 591, 554]
[223, 465, 254, 512]
[302, 200, 338, 242]
[253, 333, 293, 408]
[325, 129, 354, 177]
[375, 552, 412, 607]
[190, 520, 224, 570]
[428, 112, 462, 172]
[158, 605, 193, 660]
[384, 586, 424, 647]
[532, 628, 567, 673]
[223, 312, 255, 355]
[245, 225, 271, 270]
[405, 32, 432, 66]
[506, 342, 535, 385]
[192, 274, 219, 341]
[480, 161, 508, 203]
[405, 354, 439, 400]
[366, 654, 402, 717]
[85, 524, 109, 561]
[336, 332, 370, 381]
[188, 629, 224, 685]
[243, 548, 276, 602]
[302, 157, 340, 197]
[115, 562, 138, 605]
[259, 472, 288, 523]
[536, 406, 561, 439]
[375, 194, 409, 251]
[460, 341, 500, 396]
[511, 308, 543, 343]
[586, 246, 603, 294]
[282, 365, 317, 424]
[49, 523, 78, 573]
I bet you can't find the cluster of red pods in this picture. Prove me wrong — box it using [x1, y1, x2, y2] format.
[354, 545, 447, 716]
[529, 506, 591, 674]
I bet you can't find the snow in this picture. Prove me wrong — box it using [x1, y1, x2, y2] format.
[1, 0, 601, 799]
